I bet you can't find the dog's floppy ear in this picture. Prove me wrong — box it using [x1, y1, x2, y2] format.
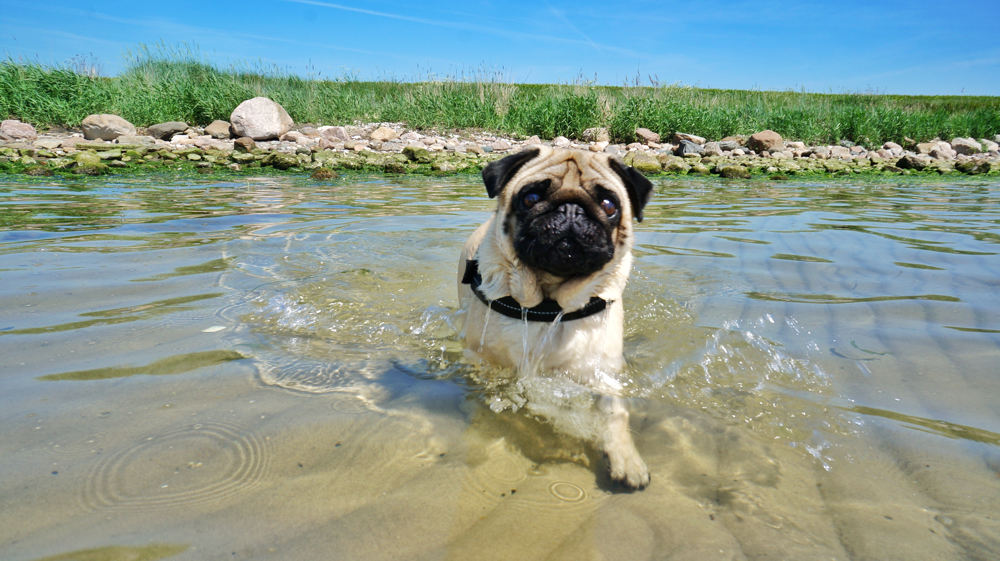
[482, 148, 540, 198]
[609, 158, 655, 222]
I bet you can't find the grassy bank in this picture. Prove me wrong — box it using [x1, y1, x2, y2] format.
[2, 45, 998, 146]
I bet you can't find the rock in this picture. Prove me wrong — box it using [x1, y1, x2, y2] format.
[883, 141, 903, 152]
[1, 120, 37, 141]
[809, 146, 830, 159]
[661, 157, 691, 173]
[786, 141, 806, 150]
[635, 128, 660, 144]
[399, 131, 422, 141]
[590, 141, 609, 152]
[603, 145, 620, 155]
[624, 152, 662, 173]
[203, 120, 232, 139]
[903, 137, 917, 149]
[951, 137, 982, 155]
[370, 126, 399, 141]
[82, 114, 136, 141]
[582, 127, 610, 143]
[310, 168, 337, 180]
[115, 135, 156, 146]
[72, 163, 110, 176]
[720, 135, 746, 145]
[23, 165, 53, 176]
[957, 160, 991, 175]
[491, 139, 511, 151]
[690, 163, 711, 175]
[320, 126, 350, 142]
[703, 142, 723, 157]
[718, 165, 751, 179]
[146, 121, 188, 140]
[850, 146, 865, 154]
[626, 143, 645, 151]
[74, 151, 102, 166]
[673, 132, 705, 145]
[839, 140, 855, 148]
[466, 145, 486, 156]
[233, 137, 256, 153]
[747, 130, 783, 152]
[481, 145, 494, 153]
[280, 131, 306, 143]
[553, 136, 571, 148]
[982, 139, 999, 152]
[261, 151, 299, 170]
[674, 139, 704, 157]
[524, 135, 542, 145]
[230, 97, 293, 140]
[830, 146, 852, 159]
[915, 142, 938, 155]
[718, 140, 741, 151]
[402, 145, 433, 163]
[32, 139, 62, 150]
[896, 154, 928, 170]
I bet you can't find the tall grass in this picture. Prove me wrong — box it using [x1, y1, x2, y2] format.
[1, 44, 998, 145]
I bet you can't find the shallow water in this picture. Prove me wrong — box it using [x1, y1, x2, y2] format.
[1, 173, 999, 560]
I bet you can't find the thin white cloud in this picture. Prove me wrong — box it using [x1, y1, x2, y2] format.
[280, 0, 648, 59]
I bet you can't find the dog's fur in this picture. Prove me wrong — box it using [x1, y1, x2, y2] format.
[457, 146, 654, 488]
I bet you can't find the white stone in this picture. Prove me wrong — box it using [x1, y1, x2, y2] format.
[81, 114, 136, 141]
[230, 97, 294, 140]
[951, 137, 982, 155]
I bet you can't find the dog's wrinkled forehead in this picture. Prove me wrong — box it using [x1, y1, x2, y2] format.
[487, 146, 624, 198]
[482, 146, 655, 221]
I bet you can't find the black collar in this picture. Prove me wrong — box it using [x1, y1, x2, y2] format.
[461, 259, 611, 322]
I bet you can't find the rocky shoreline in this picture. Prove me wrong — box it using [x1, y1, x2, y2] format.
[1, 96, 998, 179]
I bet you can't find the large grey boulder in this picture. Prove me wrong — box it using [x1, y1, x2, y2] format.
[147, 121, 188, 140]
[81, 114, 136, 141]
[1, 120, 37, 141]
[230, 97, 293, 140]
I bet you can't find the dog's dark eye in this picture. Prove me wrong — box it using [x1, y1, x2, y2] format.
[523, 192, 541, 208]
[600, 199, 617, 216]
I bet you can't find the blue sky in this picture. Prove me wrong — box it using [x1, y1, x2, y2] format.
[2, 0, 998, 95]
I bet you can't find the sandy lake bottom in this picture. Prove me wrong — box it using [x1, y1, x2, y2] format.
[1, 174, 999, 560]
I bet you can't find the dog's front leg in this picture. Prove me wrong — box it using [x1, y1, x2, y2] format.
[598, 395, 649, 489]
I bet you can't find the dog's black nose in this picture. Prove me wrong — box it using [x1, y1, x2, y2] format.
[557, 203, 586, 219]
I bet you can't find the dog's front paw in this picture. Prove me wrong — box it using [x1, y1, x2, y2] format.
[606, 446, 650, 490]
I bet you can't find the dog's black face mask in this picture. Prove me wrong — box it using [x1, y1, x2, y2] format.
[481, 148, 654, 279]
[510, 179, 620, 278]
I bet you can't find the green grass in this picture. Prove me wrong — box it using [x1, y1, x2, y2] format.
[2, 43, 998, 145]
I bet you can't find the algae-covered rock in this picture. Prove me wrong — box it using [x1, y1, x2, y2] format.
[75, 151, 102, 166]
[623, 152, 662, 173]
[896, 154, 928, 171]
[261, 152, 299, 170]
[72, 163, 110, 175]
[96, 149, 122, 160]
[690, 163, 711, 175]
[403, 146, 433, 164]
[717, 165, 751, 179]
[310, 168, 337, 180]
[23, 165, 53, 176]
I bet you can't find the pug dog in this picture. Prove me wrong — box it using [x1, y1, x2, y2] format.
[457, 146, 654, 489]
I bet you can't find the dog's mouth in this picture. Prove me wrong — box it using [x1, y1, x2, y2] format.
[514, 202, 615, 277]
